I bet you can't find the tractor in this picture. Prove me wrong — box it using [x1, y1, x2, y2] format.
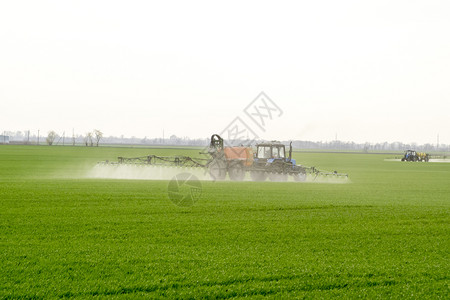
[207, 134, 307, 181]
[401, 150, 430, 162]
[99, 134, 347, 182]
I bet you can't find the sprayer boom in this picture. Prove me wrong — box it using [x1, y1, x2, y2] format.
[98, 134, 348, 182]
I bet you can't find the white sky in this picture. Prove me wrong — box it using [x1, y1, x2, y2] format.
[1, 0, 449, 144]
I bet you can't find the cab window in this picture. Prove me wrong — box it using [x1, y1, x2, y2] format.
[278, 147, 285, 158]
[258, 146, 271, 158]
[272, 147, 279, 158]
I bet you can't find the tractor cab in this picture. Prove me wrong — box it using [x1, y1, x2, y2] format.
[254, 141, 297, 166]
[256, 142, 286, 160]
[407, 150, 416, 156]
[402, 150, 417, 161]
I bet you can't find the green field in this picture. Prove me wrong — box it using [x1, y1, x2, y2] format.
[1, 145, 449, 298]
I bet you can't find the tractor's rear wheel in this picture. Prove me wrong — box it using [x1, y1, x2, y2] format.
[209, 159, 227, 181]
[250, 171, 267, 181]
[228, 162, 245, 181]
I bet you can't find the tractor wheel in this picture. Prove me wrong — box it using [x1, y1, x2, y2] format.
[269, 172, 288, 182]
[293, 171, 307, 182]
[209, 159, 227, 181]
[228, 162, 245, 181]
[250, 171, 267, 181]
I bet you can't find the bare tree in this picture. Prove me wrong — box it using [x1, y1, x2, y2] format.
[93, 129, 103, 147]
[84, 132, 93, 147]
[46, 131, 57, 146]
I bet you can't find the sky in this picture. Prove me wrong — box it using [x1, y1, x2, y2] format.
[1, 0, 449, 144]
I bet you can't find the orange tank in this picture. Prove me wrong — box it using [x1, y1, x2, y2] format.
[223, 147, 254, 167]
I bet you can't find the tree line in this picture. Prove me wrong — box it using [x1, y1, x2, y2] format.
[45, 130, 103, 146]
[1, 130, 448, 152]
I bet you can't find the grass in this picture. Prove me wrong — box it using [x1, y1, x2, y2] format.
[0, 145, 449, 298]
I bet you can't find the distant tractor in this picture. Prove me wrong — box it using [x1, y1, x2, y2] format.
[401, 150, 430, 162]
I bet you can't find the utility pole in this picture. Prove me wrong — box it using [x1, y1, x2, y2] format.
[72, 128, 75, 146]
[437, 134, 439, 150]
[62, 131, 65, 146]
[37, 130, 40, 145]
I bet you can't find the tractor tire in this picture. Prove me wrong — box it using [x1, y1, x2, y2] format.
[269, 172, 288, 182]
[250, 171, 267, 182]
[228, 162, 245, 181]
[209, 159, 227, 181]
